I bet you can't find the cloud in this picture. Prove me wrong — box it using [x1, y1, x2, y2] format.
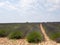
[0, 1, 18, 10]
[0, 0, 60, 12]
[48, 5, 60, 12]
[18, 0, 37, 11]
[17, 0, 60, 12]
[5, 4, 18, 10]
[47, 0, 60, 4]
[0, 0, 60, 22]
[0, 2, 5, 7]
[46, 0, 60, 12]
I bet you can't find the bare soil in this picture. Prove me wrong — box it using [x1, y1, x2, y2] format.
[0, 38, 60, 45]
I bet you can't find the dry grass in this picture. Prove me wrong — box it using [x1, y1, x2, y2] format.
[0, 38, 60, 45]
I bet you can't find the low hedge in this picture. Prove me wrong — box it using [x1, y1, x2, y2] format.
[49, 32, 60, 43]
[0, 30, 8, 37]
[8, 31, 23, 39]
[26, 31, 43, 43]
[50, 32, 60, 40]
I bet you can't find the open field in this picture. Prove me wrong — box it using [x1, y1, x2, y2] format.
[0, 23, 42, 38]
[0, 23, 60, 45]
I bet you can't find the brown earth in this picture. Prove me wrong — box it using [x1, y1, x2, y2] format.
[0, 38, 60, 45]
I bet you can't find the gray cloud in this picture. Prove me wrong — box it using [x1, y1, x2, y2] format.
[0, 0, 60, 22]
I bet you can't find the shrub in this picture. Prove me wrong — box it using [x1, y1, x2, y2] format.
[50, 32, 60, 40]
[0, 30, 7, 37]
[50, 32, 60, 43]
[26, 31, 43, 43]
[8, 31, 23, 39]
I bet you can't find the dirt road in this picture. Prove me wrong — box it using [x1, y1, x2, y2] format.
[40, 24, 50, 41]
[40, 24, 60, 45]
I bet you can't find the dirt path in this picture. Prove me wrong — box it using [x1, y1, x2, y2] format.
[40, 24, 50, 41]
[40, 24, 59, 45]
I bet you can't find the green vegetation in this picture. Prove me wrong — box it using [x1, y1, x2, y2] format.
[26, 31, 43, 43]
[43, 22, 60, 43]
[8, 31, 23, 39]
[0, 23, 40, 38]
[0, 23, 60, 43]
[0, 30, 8, 37]
[50, 32, 60, 40]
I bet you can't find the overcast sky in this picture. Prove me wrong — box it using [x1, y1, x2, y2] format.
[0, 0, 60, 23]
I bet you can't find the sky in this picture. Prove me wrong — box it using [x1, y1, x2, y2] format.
[0, 0, 60, 23]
